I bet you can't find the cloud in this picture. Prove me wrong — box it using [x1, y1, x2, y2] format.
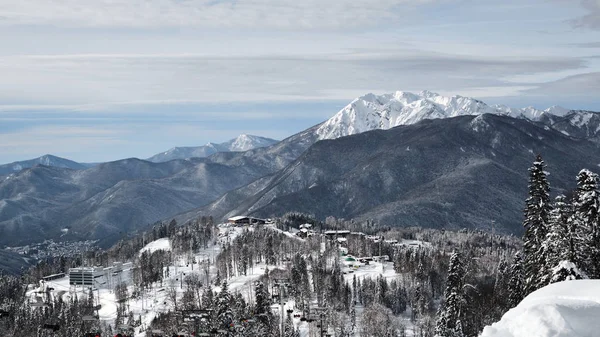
[0, 125, 125, 159]
[0, 51, 587, 108]
[571, 41, 600, 48]
[523, 72, 600, 95]
[0, 0, 441, 29]
[564, 0, 600, 29]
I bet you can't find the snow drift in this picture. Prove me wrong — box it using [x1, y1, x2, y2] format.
[481, 280, 600, 337]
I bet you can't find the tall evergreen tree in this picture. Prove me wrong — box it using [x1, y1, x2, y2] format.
[523, 155, 552, 294]
[435, 252, 465, 337]
[573, 169, 600, 278]
[215, 281, 234, 335]
[493, 258, 509, 313]
[507, 252, 524, 308]
[254, 281, 275, 335]
[548, 195, 576, 263]
[544, 194, 588, 283]
[284, 313, 295, 337]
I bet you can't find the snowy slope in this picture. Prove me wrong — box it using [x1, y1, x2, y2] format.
[147, 134, 278, 162]
[316, 91, 571, 140]
[139, 237, 171, 256]
[481, 280, 600, 337]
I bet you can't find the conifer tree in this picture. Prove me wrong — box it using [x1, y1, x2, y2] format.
[284, 313, 295, 337]
[507, 252, 524, 308]
[544, 194, 587, 283]
[216, 281, 233, 335]
[254, 281, 275, 334]
[435, 252, 464, 337]
[573, 169, 600, 278]
[548, 195, 575, 263]
[201, 287, 214, 309]
[523, 155, 552, 294]
[493, 258, 509, 313]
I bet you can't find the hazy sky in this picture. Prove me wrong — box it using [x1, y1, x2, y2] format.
[1, 0, 599, 163]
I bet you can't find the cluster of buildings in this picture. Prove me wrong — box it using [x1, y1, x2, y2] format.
[297, 223, 316, 238]
[5, 239, 98, 260]
[227, 216, 267, 225]
[68, 262, 133, 289]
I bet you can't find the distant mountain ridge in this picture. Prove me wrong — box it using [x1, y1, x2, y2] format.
[147, 134, 278, 162]
[184, 113, 600, 232]
[2, 90, 600, 250]
[0, 154, 88, 176]
[315, 90, 571, 140]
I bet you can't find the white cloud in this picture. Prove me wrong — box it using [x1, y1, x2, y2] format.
[554, 0, 600, 29]
[0, 0, 440, 29]
[0, 51, 586, 107]
[0, 125, 125, 158]
[572, 0, 600, 29]
[524, 72, 600, 95]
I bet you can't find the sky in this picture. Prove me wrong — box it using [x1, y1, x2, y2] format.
[1, 0, 600, 163]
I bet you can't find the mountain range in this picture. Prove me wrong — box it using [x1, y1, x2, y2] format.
[187, 113, 600, 233]
[0, 154, 90, 176]
[314, 90, 571, 140]
[2, 91, 600, 248]
[146, 134, 278, 162]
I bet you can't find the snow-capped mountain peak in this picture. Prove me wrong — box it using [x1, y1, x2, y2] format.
[544, 105, 570, 116]
[227, 134, 276, 152]
[315, 91, 573, 140]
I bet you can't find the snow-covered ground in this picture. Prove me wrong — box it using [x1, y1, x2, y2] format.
[481, 280, 600, 337]
[139, 237, 171, 256]
[26, 223, 413, 336]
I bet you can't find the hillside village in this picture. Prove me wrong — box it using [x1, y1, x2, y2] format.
[14, 216, 473, 337]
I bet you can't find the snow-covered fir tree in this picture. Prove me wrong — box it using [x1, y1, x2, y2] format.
[435, 251, 465, 337]
[523, 155, 552, 294]
[507, 252, 524, 308]
[253, 281, 276, 336]
[215, 281, 234, 335]
[493, 258, 509, 314]
[544, 194, 588, 283]
[573, 169, 600, 278]
[550, 260, 587, 283]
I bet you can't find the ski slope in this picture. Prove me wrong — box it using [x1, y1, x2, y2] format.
[481, 280, 600, 337]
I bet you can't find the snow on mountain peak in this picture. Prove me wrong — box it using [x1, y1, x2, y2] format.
[544, 105, 570, 117]
[315, 91, 573, 140]
[147, 135, 278, 162]
[228, 134, 276, 152]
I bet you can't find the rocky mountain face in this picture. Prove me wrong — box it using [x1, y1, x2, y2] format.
[146, 134, 278, 162]
[185, 114, 600, 234]
[539, 110, 600, 142]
